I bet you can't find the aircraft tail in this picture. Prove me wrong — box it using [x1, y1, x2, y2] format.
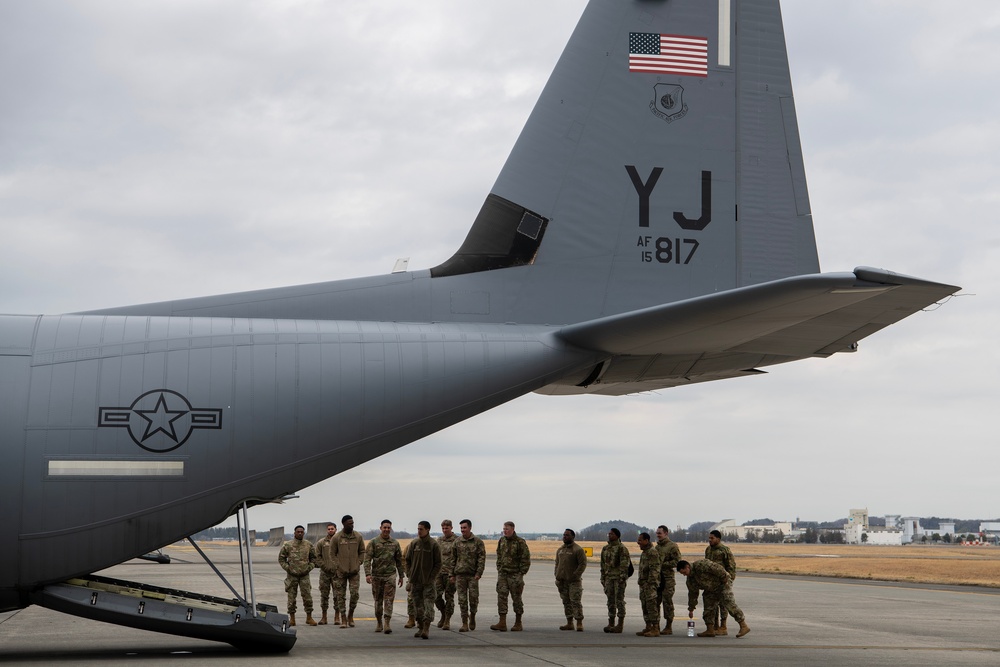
[432, 0, 818, 323]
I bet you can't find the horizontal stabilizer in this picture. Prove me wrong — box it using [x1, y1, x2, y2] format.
[545, 268, 959, 395]
[556, 267, 959, 358]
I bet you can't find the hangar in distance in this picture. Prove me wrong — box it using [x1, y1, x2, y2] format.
[0, 0, 958, 651]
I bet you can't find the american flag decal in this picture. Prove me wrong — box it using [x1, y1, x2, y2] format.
[629, 32, 708, 77]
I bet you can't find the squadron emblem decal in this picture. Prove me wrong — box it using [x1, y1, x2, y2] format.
[99, 390, 223, 452]
[650, 83, 688, 124]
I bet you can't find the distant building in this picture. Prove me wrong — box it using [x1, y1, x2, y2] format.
[884, 515, 901, 530]
[845, 523, 903, 545]
[846, 509, 869, 532]
[711, 519, 791, 541]
[901, 517, 926, 543]
[979, 522, 1000, 543]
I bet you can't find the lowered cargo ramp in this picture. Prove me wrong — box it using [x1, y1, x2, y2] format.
[33, 575, 295, 653]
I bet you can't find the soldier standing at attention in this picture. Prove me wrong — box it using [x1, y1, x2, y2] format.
[635, 532, 662, 637]
[678, 559, 750, 638]
[600, 527, 630, 634]
[363, 519, 404, 634]
[405, 520, 442, 639]
[330, 514, 365, 628]
[705, 529, 737, 635]
[277, 525, 318, 627]
[490, 520, 531, 632]
[450, 518, 486, 632]
[314, 522, 339, 625]
[554, 528, 587, 632]
[655, 524, 681, 634]
[434, 519, 459, 630]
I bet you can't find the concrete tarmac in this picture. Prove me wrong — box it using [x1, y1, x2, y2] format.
[2, 543, 998, 666]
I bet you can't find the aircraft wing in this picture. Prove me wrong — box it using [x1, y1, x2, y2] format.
[547, 267, 959, 395]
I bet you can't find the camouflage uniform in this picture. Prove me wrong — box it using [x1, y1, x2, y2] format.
[452, 532, 486, 620]
[600, 538, 630, 622]
[314, 533, 339, 617]
[405, 535, 442, 627]
[656, 536, 681, 626]
[364, 534, 404, 622]
[705, 541, 736, 627]
[685, 559, 745, 627]
[435, 533, 459, 622]
[495, 532, 531, 616]
[554, 541, 587, 621]
[403, 541, 416, 620]
[330, 529, 365, 620]
[278, 537, 316, 615]
[637, 544, 663, 627]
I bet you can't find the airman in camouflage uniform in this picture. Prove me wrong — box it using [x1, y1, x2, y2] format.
[405, 520, 442, 639]
[554, 528, 587, 631]
[277, 525, 318, 626]
[330, 514, 365, 628]
[490, 521, 530, 632]
[678, 558, 750, 638]
[314, 522, 339, 625]
[655, 524, 682, 634]
[599, 527, 630, 633]
[434, 520, 459, 630]
[364, 519, 404, 634]
[635, 532, 662, 637]
[450, 518, 486, 632]
[705, 529, 737, 635]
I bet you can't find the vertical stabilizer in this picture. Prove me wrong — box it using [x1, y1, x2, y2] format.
[434, 0, 819, 323]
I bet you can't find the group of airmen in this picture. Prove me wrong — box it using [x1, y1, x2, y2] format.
[278, 517, 750, 640]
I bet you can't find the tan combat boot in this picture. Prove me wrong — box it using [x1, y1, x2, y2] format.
[459, 614, 470, 632]
[643, 624, 660, 637]
[383, 617, 392, 635]
[404, 615, 416, 629]
[736, 620, 751, 638]
[318, 609, 328, 625]
[490, 614, 507, 631]
[305, 613, 318, 626]
[636, 622, 651, 636]
[611, 617, 624, 633]
[697, 622, 717, 637]
[511, 613, 523, 631]
[717, 618, 728, 635]
[560, 618, 575, 631]
[334, 610, 341, 625]
[339, 613, 349, 629]
[348, 607, 356, 627]
[289, 613, 296, 627]
[469, 611, 476, 630]
[420, 620, 430, 639]
[437, 612, 446, 628]
[662, 619, 672, 635]
[603, 616, 615, 633]
[414, 619, 423, 638]
[374, 616, 383, 633]
[576, 619, 583, 632]
[442, 614, 451, 630]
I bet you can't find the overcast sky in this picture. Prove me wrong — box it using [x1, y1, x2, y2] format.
[1, 1, 996, 535]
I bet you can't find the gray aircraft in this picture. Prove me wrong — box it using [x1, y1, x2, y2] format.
[0, 0, 958, 652]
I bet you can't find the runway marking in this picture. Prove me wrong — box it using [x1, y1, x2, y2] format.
[745, 574, 1000, 597]
[258, 641, 1000, 653]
